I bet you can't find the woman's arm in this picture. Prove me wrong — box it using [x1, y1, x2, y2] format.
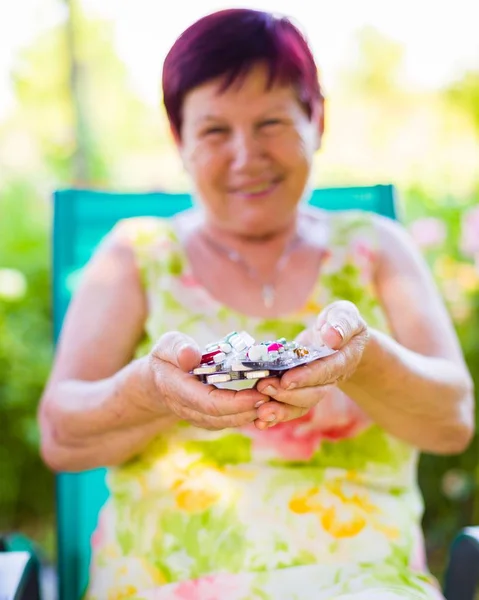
[255, 215, 474, 454]
[339, 215, 474, 454]
[39, 226, 265, 472]
[39, 229, 176, 471]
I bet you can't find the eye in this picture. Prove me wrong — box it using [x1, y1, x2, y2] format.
[259, 119, 285, 132]
[203, 126, 229, 137]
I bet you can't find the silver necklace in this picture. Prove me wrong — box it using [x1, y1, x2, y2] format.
[200, 231, 301, 308]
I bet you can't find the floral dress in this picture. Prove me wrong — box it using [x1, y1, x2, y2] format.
[85, 210, 442, 600]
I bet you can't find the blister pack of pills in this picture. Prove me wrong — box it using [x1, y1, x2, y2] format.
[191, 330, 336, 384]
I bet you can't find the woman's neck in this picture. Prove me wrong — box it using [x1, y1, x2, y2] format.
[198, 213, 302, 267]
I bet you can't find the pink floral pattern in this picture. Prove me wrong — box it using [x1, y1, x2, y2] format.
[244, 389, 371, 461]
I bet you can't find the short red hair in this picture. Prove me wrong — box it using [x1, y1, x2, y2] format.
[162, 8, 324, 139]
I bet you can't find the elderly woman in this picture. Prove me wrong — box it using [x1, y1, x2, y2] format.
[39, 8, 473, 600]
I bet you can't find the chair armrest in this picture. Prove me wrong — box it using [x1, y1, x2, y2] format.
[0, 551, 41, 600]
[443, 527, 479, 600]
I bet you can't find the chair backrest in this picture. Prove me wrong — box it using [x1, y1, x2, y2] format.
[52, 184, 398, 600]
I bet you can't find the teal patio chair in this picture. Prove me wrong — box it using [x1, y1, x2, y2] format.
[44, 185, 476, 600]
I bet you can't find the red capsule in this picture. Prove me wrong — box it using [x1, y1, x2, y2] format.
[201, 349, 221, 364]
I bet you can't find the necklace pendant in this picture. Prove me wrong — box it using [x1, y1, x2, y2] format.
[262, 284, 275, 308]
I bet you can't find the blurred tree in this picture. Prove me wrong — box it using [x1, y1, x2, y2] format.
[6, 0, 161, 188]
[0, 1, 164, 548]
[340, 26, 406, 97]
[0, 180, 53, 538]
[444, 70, 479, 137]
[64, 0, 93, 183]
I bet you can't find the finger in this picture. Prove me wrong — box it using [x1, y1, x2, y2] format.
[151, 331, 202, 372]
[203, 385, 270, 416]
[156, 360, 269, 416]
[279, 352, 347, 390]
[315, 301, 366, 350]
[175, 401, 259, 430]
[257, 382, 335, 408]
[254, 400, 309, 429]
[255, 377, 281, 396]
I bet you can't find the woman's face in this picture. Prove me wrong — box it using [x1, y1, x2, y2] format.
[179, 64, 323, 238]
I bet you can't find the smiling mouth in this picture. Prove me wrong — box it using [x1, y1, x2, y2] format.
[231, 179, 281, 198]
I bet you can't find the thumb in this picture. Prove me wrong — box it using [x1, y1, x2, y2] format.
[314, 301, 364, 350]
[151, 331, 201, 372]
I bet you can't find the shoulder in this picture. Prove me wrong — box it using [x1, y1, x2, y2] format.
[321, 208, 414, 257]
[302, 205, 378, 233]
[108, 217, 175, 250]
[302, 206, 380, 253]
[79, 218, 176, 292]
[97, 216, 181, 268]
[371, 214, 422, 269]
[302, 207, 422, 280]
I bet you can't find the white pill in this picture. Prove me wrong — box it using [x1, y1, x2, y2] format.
[247, 345, 265, 361]
[219, 342, 232, 354]
[245, 370, 270, 379]
[206, 373, 232, 384]
[193, 365, 218, 375]
[239, 331, 255, 347]
[213, 352, 226, 364]
[205, 343, 220, 351]
[231, 338, 247, 352]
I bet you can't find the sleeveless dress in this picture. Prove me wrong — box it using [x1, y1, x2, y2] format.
[84, 210, 442, 600]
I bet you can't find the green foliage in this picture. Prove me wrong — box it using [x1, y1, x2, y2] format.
[341, 26, 406, 97]
[0, 181, 54, 532]
[398, 183, 479, 576]
[445, 70, 479, 136]
[1, 5, 479, 579]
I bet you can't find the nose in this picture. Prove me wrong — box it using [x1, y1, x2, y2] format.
[229, 129, 265, 171]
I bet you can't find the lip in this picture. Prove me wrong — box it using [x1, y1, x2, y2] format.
[229, 178, 282, 199]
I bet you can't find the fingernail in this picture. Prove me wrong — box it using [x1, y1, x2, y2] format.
[254, 400, 267, 408]
[286, 382, 297, 391]
[264, 385, 277, 396]
[321, 323, 345, 341]
[332, 324, 345, 339]
[265, 414, 276, 422]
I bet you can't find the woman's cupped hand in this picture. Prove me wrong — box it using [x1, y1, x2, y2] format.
[254, 300, 370, 430]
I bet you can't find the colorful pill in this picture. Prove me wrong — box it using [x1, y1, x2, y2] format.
[213, 352, 226, 364]
[206, 373, 232, 384]
[248, 344, 268, 361]
[267, 343, 282, 352]
[201, 349, 221, 363]
[239, 331, 255, 347]
[245, 370, 270, 379]
[193, 365, 218, 375]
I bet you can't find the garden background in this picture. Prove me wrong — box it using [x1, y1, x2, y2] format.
[1, 0, 478, 584]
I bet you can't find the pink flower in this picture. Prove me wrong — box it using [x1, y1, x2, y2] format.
[461, 207, 479, 258]
[409, 527, 427, 572]
[409, 217, 447, 250]
[141, 574, 248, 600]
[179, 272, 199, 288]
[350, 239, 377, 279]
[90, 512, 106, 551]
[172, 574, 241, 600]
[244, 389, 371, 461]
